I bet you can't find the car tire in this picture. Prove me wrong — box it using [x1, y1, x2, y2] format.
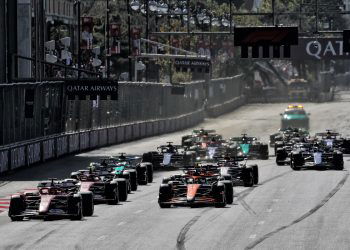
[107, 189, 119, 205]
[81, 192, 94, 216]
[116, 179, 128, 202]
[9, 196, 24, 221]
[251, 165, 259, 185]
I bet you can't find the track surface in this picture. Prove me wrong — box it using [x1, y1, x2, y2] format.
[1, 92, 350, 250]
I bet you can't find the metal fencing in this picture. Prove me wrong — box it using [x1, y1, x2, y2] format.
[0, 76, 246, 174]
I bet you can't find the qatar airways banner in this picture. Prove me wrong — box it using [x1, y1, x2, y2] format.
[291, 38, 350, 60]
[65, 79, 118, 100]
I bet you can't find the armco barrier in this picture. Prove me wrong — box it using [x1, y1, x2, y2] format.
[42, 139, 55, 161]
[0, 149, 9, 173]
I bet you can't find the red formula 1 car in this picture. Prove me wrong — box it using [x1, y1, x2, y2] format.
[158, 165, 233, 208]
[8, 179, 93, 221]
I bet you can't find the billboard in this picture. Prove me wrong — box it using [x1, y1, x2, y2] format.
[291, 38, 350, 60]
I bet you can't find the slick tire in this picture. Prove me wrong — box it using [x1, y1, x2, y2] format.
[81, 192, 94, 216]
[107, 189, 119, 205]
[222, 181, 234, 205]
[9, 196, 24, 221]
[144, 163, 153, 183]
[71, 201, 83, 221]
[129, 170, 138, 191]
[251, 165, 259, 185]
[116, 179, 128, 202]
[242, 168, 254, 187]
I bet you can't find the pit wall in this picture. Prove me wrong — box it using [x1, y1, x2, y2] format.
[0, 76, 245, 174]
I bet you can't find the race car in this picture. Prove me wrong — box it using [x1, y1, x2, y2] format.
[101, 153, 153, 187]
[270, 127, 309, 147]
[181, 129, 219, 147]
[8, 179, 94, 221]
[142, 142, 195, 168]
[290, 143, 344, 170]
[280, 104, 310, 131]
[314, 130, 350, 154]
[70, 169, 126, 203]
[217, 156, 258, 187]
[228, 134, 269, 160]
[158, 168, 232, 208]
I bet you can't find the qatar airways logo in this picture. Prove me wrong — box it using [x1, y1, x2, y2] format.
[305, 40, 348, 59]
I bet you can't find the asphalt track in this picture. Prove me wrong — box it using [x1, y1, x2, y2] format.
[0, 92, 350, 250]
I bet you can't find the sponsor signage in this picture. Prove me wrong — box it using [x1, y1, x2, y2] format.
[234, 26, 298, 58]
[234, 26, 298, 46]
[65, 79, 118, 100]
[174, 59, 211, 73]
[291, 38, 350, 60]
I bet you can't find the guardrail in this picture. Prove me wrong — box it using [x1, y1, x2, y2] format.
[0, 76, 245, 175]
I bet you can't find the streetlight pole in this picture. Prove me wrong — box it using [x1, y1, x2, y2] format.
[145, 0, 149, 81]
[127, 0, 132, 81]
[76, 0, 81, 79]
[106, 0, 110, 78]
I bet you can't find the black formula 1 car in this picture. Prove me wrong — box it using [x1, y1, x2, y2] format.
[158, 170, 232, 208]
[290, 143, 344, 170]
[228, 134, 269, 160]
[8, 179, 94, 221]
[181, 129, 220, 147]
[70, 169, 125, 204]
[100, 153, 153, 187]
[270, 127, 309, 147]
[217, 156, 259, 187]
[143, 142, 195, 168]
[314, 130, 350, 154]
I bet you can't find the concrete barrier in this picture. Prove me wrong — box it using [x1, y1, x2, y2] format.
[79, 132, 90, 151]
[117, 126, 125, 143]
[108, 128, 117, 145]
[10, 146, 26, 170]
[133, 123, 140, 140]
[42, 139, 55, 161]
[125, 125, 132, 141]
[90, 131, 99, 149]
[56, 136, 68, 157]
[140, 123, 146, 138]
[0, 150, 9, 173]
[68, 134, 80, 153]
[27, 142, 41, 166]
[99, 129, 108, 147]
